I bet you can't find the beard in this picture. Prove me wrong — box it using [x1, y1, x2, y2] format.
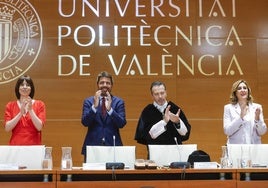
[100, 87, 110, 96]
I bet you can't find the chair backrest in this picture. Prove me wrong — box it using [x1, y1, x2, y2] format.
[0, 145, 45, 169]
[227, 144, 268, 167]
[148, 144, 197, 166]
[86, 146, 136, 169]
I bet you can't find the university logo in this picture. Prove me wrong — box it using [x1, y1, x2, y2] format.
[0, 1, 42, 84]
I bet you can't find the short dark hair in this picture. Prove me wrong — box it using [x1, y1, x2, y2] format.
[15, 75, 35, 99]
[150, 81, 166, 94]
[96, 71, 113, 85]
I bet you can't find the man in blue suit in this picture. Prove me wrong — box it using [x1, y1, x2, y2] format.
[81, 71, 127, 161]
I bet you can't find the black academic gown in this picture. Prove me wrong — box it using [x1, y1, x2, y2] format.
[134, 101, 191, 145]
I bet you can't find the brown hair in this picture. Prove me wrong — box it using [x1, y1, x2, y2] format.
[150, 81, 166, 94]
[96, 71, 113, 85]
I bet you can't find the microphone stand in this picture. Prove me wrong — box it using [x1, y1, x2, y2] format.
[105, 136, 125, 171]
[169, 137, 190, 169]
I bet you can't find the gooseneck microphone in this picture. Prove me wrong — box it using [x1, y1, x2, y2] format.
[105, 135, 125, 170]
[169, 137, 190, 169]
[113, 135, 116, 163]
[174, 137, 181, 161]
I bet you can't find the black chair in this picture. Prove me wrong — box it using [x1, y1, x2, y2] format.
[187, 150, 211, 167]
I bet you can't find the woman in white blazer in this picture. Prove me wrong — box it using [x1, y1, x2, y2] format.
[223, 80, 267, 144]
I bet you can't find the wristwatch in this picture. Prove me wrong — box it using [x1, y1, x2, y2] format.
[173, 122, 181, 129]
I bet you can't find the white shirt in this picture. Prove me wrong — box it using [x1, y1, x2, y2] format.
[149, 101, 188, 139]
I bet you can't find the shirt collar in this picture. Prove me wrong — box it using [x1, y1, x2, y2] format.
[153, 101, 168, 113]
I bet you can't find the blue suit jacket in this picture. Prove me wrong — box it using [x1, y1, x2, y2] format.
[81, 95, 127, 155]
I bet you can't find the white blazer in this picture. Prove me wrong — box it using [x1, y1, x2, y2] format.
[223, 103, 267, 144]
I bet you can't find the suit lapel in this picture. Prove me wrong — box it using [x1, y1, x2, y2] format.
[233, 104, 241, 115]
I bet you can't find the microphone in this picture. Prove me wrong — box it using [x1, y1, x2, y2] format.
[174, 137, 181, 161]
[169, 137, 190, 169]
[105, 135, 125, 169]
[113, 135, 116, 162]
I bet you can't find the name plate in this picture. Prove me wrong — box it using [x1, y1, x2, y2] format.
[0, 164, 19, 170]
[82, 163, 106, 170]
[193, 162, 219, 169]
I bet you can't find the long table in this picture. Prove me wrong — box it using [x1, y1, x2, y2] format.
[0, 169, 56, 188]
[236, 168, 268, 188]
[0, 168, 268, 188]
[57, 168, 236, 188]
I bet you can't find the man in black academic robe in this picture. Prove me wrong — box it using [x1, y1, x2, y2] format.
[134, 81, 191, 151]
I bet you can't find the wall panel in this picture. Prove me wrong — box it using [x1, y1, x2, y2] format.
[0, 0, 268, 167]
